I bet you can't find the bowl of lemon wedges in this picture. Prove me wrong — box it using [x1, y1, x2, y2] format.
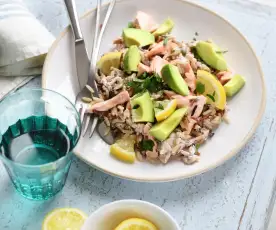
[81, 199, 180, 230]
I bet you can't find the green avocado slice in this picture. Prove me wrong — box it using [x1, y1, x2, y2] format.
[123, 28, 155, 47]
[161, 64, 189, 96]
[224, 74, 246, 97]
[196, 41, 228, 71]
[131, 91, 154, 123]
[123, 45, 141, 72]
[149, 107, 188, 141]
[153, 18, 174, 36]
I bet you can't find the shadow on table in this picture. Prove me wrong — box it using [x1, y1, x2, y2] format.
[66, 143, 247, 213]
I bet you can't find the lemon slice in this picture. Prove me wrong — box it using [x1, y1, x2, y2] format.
[196, 70, 226, 110]
[96, 52, 122, 75]
[42, 208, 87, 230]
[110, 135, 136, 163]
[154, 99, 177, 122]
[115, 218, 158, 230]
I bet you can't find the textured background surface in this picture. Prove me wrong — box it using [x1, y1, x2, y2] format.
[1, 0, 276, 229]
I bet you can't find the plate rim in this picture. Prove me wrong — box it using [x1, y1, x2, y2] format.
[42, 0, 266, 182]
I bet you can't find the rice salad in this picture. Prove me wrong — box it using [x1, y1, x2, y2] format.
[84, 11, 246, 165]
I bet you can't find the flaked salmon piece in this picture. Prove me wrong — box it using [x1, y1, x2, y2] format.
[135, 11, 158, 32]
[87, 91, 130, 112]
[150, 56, 168, 76]
[184, 63, 196, 92]
[173, 95, 198, 108]
[145, 40, 174, 58]
[163, 90, 177, 98]
[113, 37, 123, 44]
[173, 95, 191, 108]
[191, 96, 207, 118]
[170, 57, 187, 75]
[137, 62, 150, 76]
[164, 90, 197, 108]
[126, 101, 132, 110]
[145, 41, 167, 58]
[216, 71, 232, 85]
[163, 42, 179, 59]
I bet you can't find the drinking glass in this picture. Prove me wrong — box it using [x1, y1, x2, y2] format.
[0, 88, 81, 200]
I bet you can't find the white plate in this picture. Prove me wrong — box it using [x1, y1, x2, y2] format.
[42, 0, 266, 182]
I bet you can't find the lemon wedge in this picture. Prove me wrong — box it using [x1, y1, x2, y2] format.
[42, 208, 87, 230]
[96, 52, 122, 75]
[115, 218, 158, 230]
[110, 136, 136, 163]
[196, 70, 226, 110]
[154, 99, 177, 122]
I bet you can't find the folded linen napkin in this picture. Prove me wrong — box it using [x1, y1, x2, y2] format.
[0, 0, 55, 98]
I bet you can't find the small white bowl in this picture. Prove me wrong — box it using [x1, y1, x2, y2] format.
[81, 199, 180, 230]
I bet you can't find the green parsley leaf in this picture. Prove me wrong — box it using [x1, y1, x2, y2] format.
[128, 73, 164, 94]
[144, 74, 163, 93]
[127, 81, 144, 94]
[206, 94, 215, 102]
[195, 144, 200, 151]
[132, 104, 140, 109]
[196, 82, 205, 94]
[156, 103, 164, 110]
[163, 37, 169, 46]
[128, 22, 134, 28]
[139, 72, 149, 79]
[139, 140, 154, 151]
[212, 91, 216, 97]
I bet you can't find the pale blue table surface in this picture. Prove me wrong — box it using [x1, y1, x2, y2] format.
[1, 0, 276, 229]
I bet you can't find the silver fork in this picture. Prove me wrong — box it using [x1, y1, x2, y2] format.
[64, 0, 116, 138]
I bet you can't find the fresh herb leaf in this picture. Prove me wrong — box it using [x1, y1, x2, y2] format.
[139, 72, 149, 79]
[156, 103, 164, 110]
[144, 74, 163, 93]
[196, 82, 205, 94]
[212, 91, 216, 97]
[128, 22, 134, 28]
[132, 104, 140, 109]
[206, 94, 215, 102]
[216, 50, 228, 54]
[195, 144, 200, 151]
[133, 78, 145, 83]
[139, 140, 154, 151]
[127, 81, 144, 94]
[163, 37, 169, 46]
[128, 73, 164, 94]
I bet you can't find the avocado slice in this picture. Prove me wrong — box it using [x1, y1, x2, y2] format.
[149, 107, 188, 141]
[131, 91, 154, 122]
[153, 18, 174, 36]
[123, 45, 141, 72]
[96, 52, 122, 75]
[224, 74, 246, 97]
[196, 41, 228, 71]
[123, 28, 155, 47]
[161, 64, 189, 96]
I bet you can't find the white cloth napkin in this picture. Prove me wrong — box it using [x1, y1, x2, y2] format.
[0, 0, 55, 98]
